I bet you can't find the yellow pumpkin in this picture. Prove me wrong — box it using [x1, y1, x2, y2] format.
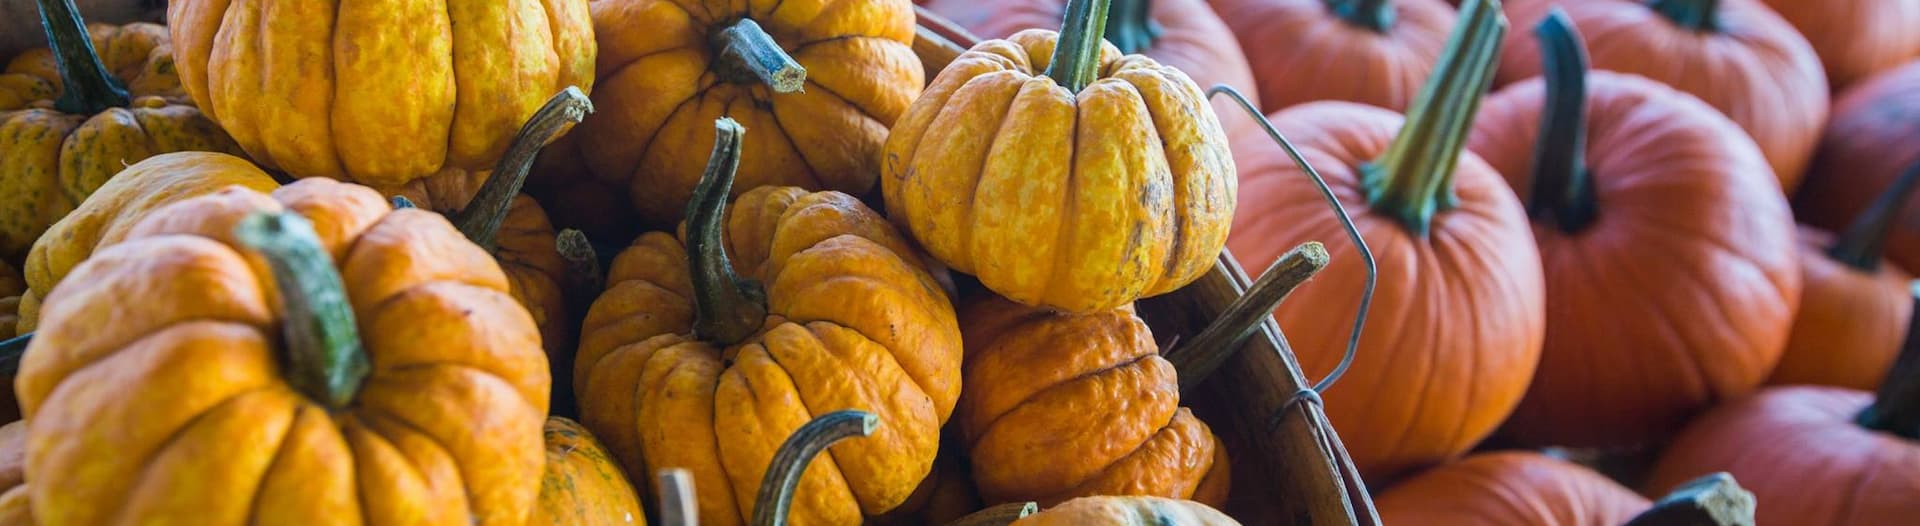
[534, 417, 646, 526]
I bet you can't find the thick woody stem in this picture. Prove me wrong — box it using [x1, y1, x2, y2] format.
[752, 410, 879, 526]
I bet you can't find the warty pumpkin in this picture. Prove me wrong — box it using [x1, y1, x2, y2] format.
[1772, 165, 1920, 390]
[1760, 0, 1920, 91]
[883, 0, 1237, 313]
[577, 0, 923, 227]
[1012, 496, 1238, 526]
[1793, 61, 1920, 274]
[574, 118, 963, 525]
[870, 437, 983, 526]
[2, 18, 189, 108]
[166, 0, 594, 189]
[19, 176, 551, 523]
[535, 417, 646, 526]
[1496, 0, 1828, 190]
[1468, 11, 1799, 448]
[1375, 451, 1649, 525]
[0, 0, 242, 260]
[1206, 0, 1457, 112]
[1227, 0, 1545, 482]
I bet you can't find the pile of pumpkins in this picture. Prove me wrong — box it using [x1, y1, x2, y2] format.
[0, 0, 1917, 523]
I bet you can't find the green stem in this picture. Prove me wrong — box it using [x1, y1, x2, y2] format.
[1827, 161, 1920, 271]
[234, 212, 368, 410]
[1858, 281, 1920, 439]
[1362, 0, 1506, 236]
[389, 196, 417, 209]
[1323, 0, 1395, 33]
[1045, 0, 1114, 92]
[1526, 8, 1598, 233]
[713, 19, 807, 93]
[1168, 242, 1329, 394]
[1103, 0, 1161, 55]
[687, 118, 768, 345]
[752, 410, 878, 526]
[0, 333, 29, 377]
[37, 0, 130, 114]
[1624, 472, 1755, 526]
[454, 87, 593, 251]
[1648, 0, 1721, 32]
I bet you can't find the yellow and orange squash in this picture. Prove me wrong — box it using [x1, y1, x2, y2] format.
[534, 417, 646, 526]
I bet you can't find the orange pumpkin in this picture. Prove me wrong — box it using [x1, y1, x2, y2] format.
[1469, 11, 1799, 448]
[1014, 496, 1238, 526]
[1496, 0, 1828, 190]
[870, 438, 983, 526]
[1208, 0, 1456, 112]
[1375, 451, 1648, 525]
[1794, 61, 1920, 274]
[19, 176, 550, 523]
[1760, 0, 1920, 91]
[1, 20, 187, 110]
[1228, 0, 1544, 481]
[0, 420, 21, 526]
[1772, 165, 1920, 389]
[534, 417, 646, 526]
[574, 119, 962, 525]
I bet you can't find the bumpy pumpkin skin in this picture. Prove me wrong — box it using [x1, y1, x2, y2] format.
[883, 30, 1236, 313]
[1013, 496, 1239, 526]
[534, 417, 645, 526]
[20, 177, 551, 523]
[1795, 62, 1920, 274]
[1772, 227, 1911, 390]
[1375, 451, 1648, 526]
[575, 186, 962, 525]
[1497, 0, 1828, 190]
[957, 296, 1229, 507]
[2, 22, 187, 110]
[0, 486, 26, 526]
[0, 421, 22, 525]
[578, 0, 923, 227]
[1228, 101, 1546, 481]
[1761, 0, 1920, 91]
[1646, 386, 1920, 526]
[1469, 72, 1800, 448]
[166, 0, 594, 187]
[1207, 0, 1456, 113]
[17, 151, 278, 335]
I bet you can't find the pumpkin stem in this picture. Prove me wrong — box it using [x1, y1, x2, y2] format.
[751, 410, 879, 526]
[1525, 9, 1598, 233]
[36, 0, 130, 114]
[1362, 0, 1506, 236]
[687, 118, 769, 346]
[1827, 161, 1920, 271]
[1045, 0, 1114, 92]
[1324, 0, 1395, 33]
[658, 468, 700, 526]
[943, 502, 1038, 526]
[1858, 281, 1920, 439]
[1168, 242, 1329, 393]
[1647, 0, 1721, 32]
[0, 333, 29, 376]
[1625, 472, 1756, 526]
[557, 228, 604, 306]
[234, 212, 369, 411]
[389, 196, 417, 209]
[713, 19, 808, 94]
[453, 87, 593, 251]
[1104, 0, 1161, 54]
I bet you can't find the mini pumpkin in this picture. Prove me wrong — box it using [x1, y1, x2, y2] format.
[1013, 496, 1238, 526]
[1207, 0, 1457, 112]
[20, 177, 551, 523]
[1375, 451, 1649, 525]
[1794, 61, 1920, 274]
[2, 20, 188, 107]
[0, 0, 242, 260]
[577, 0, 924, 227]
[534, 417, 646, 526]
[1760, 0, 1920, 91]
[575, 119, 962, 525]
[883, 0, 1237, 313]
[1773, 164, 1920, 390]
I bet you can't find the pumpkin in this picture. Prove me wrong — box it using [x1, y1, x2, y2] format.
[1207, 0, 1456, 112]
[535, 417, 646, 526]
[574, 118, 962, 525]
[1375, 451, 1648, 525]
[1468, 10, 1799, 448]
[576, 0, 923, 227]
[1773, 165, 1920, 390]
[2, 18, 190, 106]
[871, 438, 983, 526]
[883, 0, 1237, 313]
[0, 261, 18, 340]
[1496, 0, 1828, 190]
[0, 0, 243, 260]
[0, 420, 20, 526]
[20, 176, 552, 523]
[1013, 496, 1238, 526]
[1793, 61, 1920, 274]
[1760, 0, 1920, 91]
[166, 0, 593, 190]
[1227, 0, 1544, 481]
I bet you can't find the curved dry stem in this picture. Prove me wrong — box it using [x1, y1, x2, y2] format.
[453, 86, 593, 250]
[752, 410, 879, 526]
[1169, 242, 1329, 393]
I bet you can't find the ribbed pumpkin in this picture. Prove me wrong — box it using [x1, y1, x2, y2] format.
[166, 0, 594, 190]
[534, 417, 646, 526]
[576, 0, 923, 227]
[1469, 11, 1799, 448]
[0, 0, 242, 259]
[1014, 496, 1238, 526]
[1761, 0, 1920, 91]
[20, 177, 551, 523]
[1208, 0, 1456, 112]
[871, 434, 982, 526]
[1227, 0, 1545, 481]
[15, 151, 278, 335]
[0, 420, 21, 526]
[1773, 165, 1920, 390]
[1375, 452, 1648, 525]
[1, 19, 186, 110]
[1497, 0, 1828, 190]
[1794, 61, 1920, 274]
[883, 0, 1236, 313]
[575, 119, 962, 525]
